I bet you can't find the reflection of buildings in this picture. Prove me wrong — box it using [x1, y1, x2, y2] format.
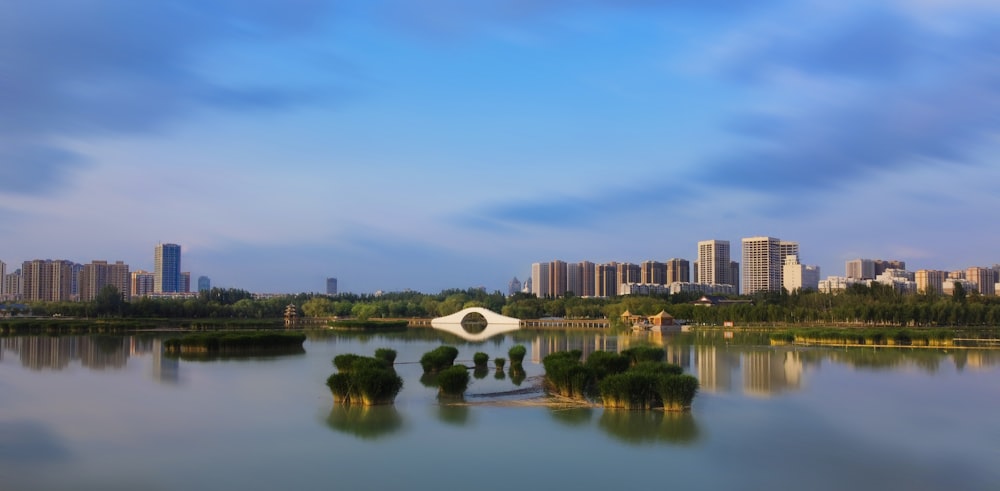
[695, 345, 739, 393]
[1, 336, 129, 371]
[742, 349, 803, 397]
[150, 338, 179, 384]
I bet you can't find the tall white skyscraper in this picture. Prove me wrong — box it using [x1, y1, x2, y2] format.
[697, 240, 733, 285]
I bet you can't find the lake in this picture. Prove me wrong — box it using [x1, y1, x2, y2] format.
[1, 328, 998, 491]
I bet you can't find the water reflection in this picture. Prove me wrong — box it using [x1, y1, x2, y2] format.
[0, 420, 72, 462]
[548, 407, 594, 427]
[0, 335, 129, 371]
[325, 405, 405, 440]
[436, 404, 471, 426]
[596, 410, 700, 446]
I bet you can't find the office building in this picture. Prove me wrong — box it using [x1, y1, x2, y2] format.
[154, 243, 182, 293]
[79, 261, 131, 301]
[729, 260, 741, 295]
[181, 272, 191, 293]
[666, 258, 690, 284]
[22, 259, 74, 302]
[915, 270, 946, 295]
[741, 236, 781, 294]
[198, 276, 211, 292]
[697, 240, 733, 286]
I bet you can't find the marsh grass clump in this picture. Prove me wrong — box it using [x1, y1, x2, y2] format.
[621, 346, 665, 365]
[598, 372, 662, 410]
[326, 352, 403, 406]
[658, 374, 699, 411]
[420, 346, 460, 373]
[508, 344, 527, 365]
[374, 348, 397, 365]
[584, 351, 630, 379]
[436, 365, 471, 397]
[473, 352, 490, 368]
[494, 357, 506, 370]
[542, 351, 593, 399]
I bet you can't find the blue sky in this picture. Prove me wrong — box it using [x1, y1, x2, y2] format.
[2, 0, 999, 294]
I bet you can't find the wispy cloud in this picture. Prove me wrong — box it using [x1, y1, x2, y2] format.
[0, 0, 335, 194]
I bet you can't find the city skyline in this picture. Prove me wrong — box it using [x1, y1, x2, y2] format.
[3, 1, 1000, 294]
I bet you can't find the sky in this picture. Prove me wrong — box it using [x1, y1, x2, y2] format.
[2, 0, 1000, 294]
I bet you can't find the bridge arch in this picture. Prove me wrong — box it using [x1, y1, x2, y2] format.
[431, 307, 521, 341]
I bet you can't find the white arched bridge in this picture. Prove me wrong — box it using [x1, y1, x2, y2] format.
[431, 307, 521, 341]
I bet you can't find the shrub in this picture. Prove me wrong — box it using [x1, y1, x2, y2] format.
[437, 365, 470, 397]
[508, 344, 527, 365]
[374, 348, 397, 365]
[473, 352, 489, 368]
[420, 346, 459, 373]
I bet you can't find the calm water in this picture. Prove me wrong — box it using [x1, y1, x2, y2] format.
[1, 328, 998, 491]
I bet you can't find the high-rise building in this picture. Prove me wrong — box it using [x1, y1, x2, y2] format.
[566, 263, 582, 296]
[741, 236, 781, 295]
[782, 256, 819, 292]
[966, 267, 996, 296]
[180, 272, 191, 293]
[131, 270, 155, 298]
[640, 261, 667, 285]
[198, 276, 212, 293]
[666, 258, 690, 284]
[697, 240, 733, 286]
[326, 277, 338, 295]
[915, 270, 946, 295]
[3, 268, 23, 301]
[531, 262, 550, 297]
[729, 260, 741, 294]
[154, 243, 182, 293]
[22, 259, 74, 302]
[578, 261, 596, 297]
[507, 277, 520, 297]
[874, 260, 906, 276]
[548, 260, 568, 297]
[595, 262, 618, 298]
[846, 259, 876, 280]
[79, 261, 131, 301]
[616, 263, 641, 288]
[0, 260, 5, 297]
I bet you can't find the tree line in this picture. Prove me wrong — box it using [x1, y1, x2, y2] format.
[14, 283, 1000, 327]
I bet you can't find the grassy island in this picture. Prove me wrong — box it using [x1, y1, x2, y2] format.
[326, 353, 403, 406]
[542, 347, 699, 411]
[163, 332, 306, 356]
[770, 328, 955, 347]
